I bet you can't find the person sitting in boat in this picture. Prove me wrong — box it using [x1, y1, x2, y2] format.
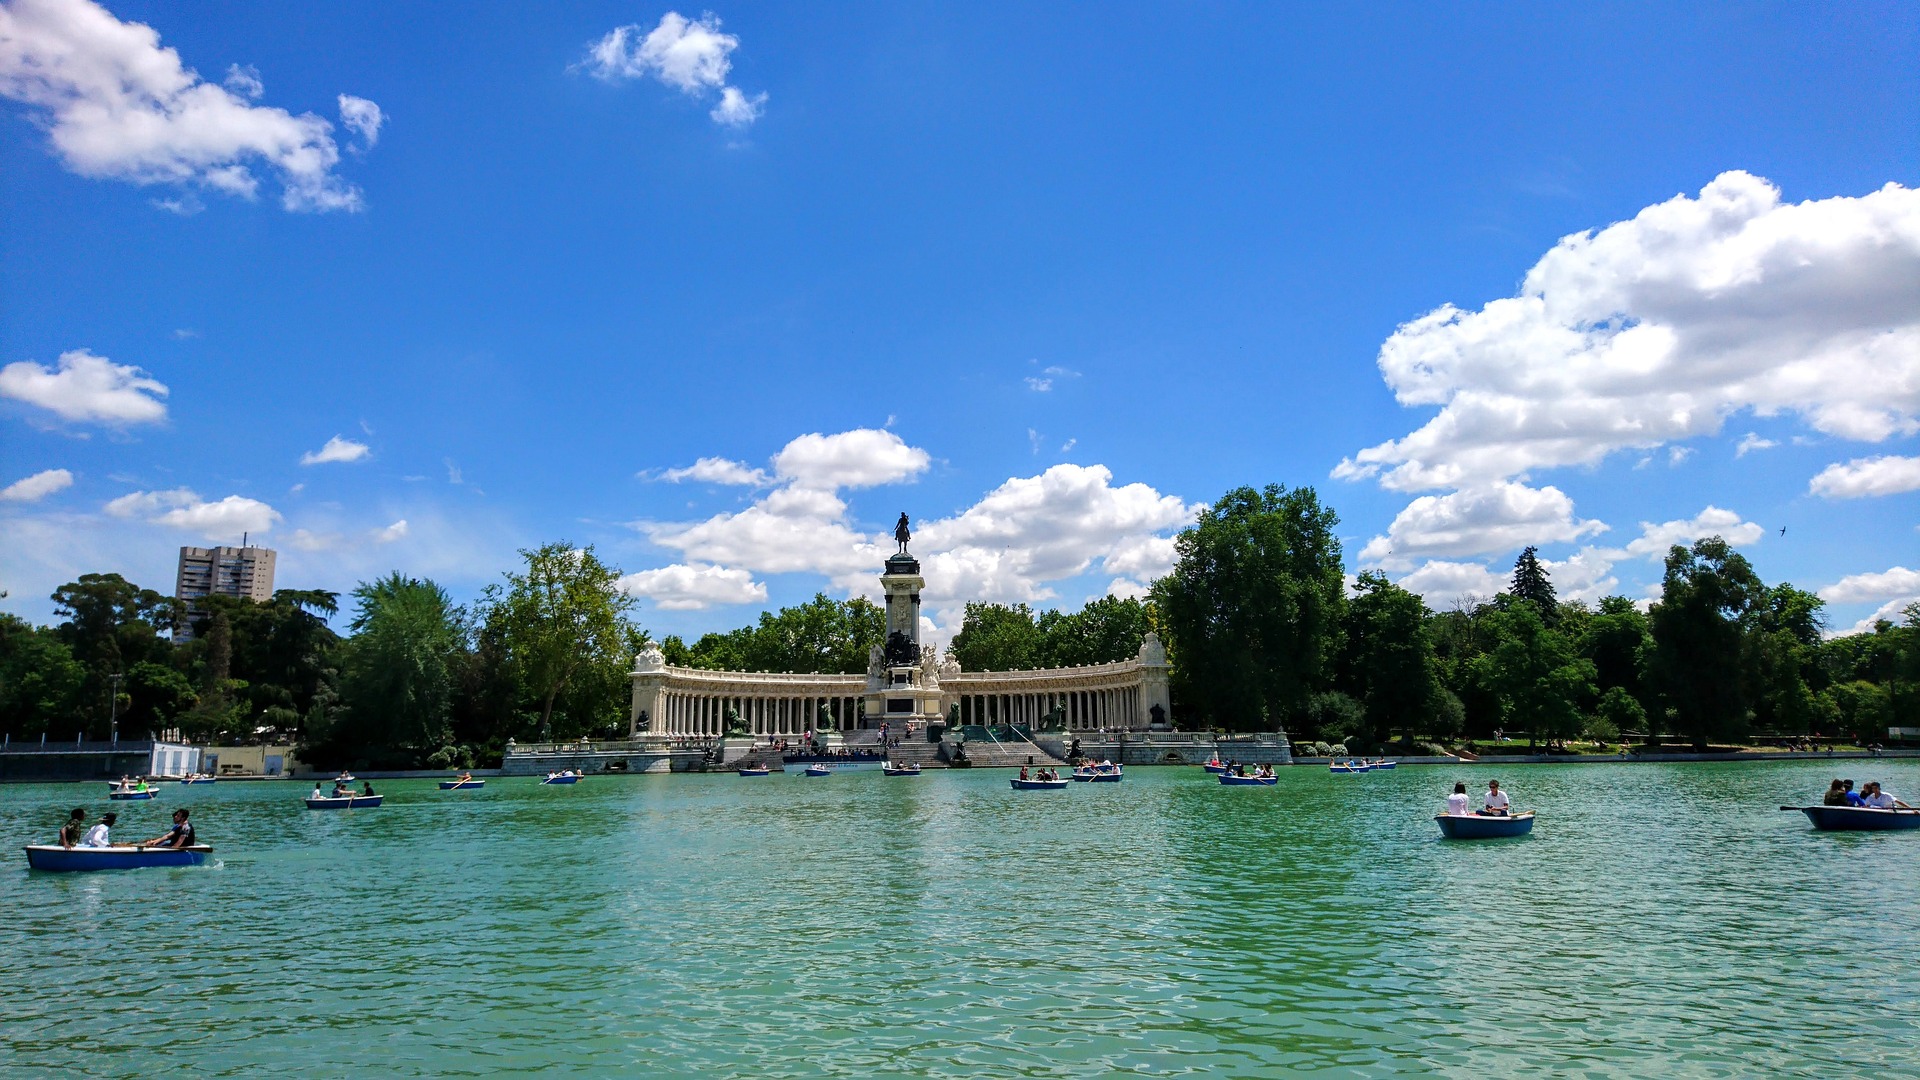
[457, 771, 473, 784]
[141, 809, 195, 850]
[80, 812, 117, 847]
[1841, 779, 1866, 806]
[311, 784, 325, 800]
[1823, 779, 1849, 806]
[1019, 767, 1030, 780]
[1446, 782, 1471, 816]
[1862, 782, 1911, 810]
[58, 807, 87, 849]
[360, 781, 376, 796]
[1480, 779, 1510, 816]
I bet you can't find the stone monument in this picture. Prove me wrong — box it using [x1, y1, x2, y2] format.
[865, 513, 946, 735]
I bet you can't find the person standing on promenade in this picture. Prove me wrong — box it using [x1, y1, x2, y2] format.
[1446, 783, 1471, 816]
[57, 807, 87, 848]
[1482, 780, 1510, 816]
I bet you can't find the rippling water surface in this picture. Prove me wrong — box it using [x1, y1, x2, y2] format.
[5, 761, 1918, 1077]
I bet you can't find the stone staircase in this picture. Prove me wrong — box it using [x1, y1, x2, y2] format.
[938, 733, 1069, 770]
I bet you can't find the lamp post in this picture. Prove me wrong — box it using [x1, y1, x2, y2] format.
[108, 672, 124, 744]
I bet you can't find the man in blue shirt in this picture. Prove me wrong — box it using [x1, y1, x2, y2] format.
[1842, 780, 1867, 807]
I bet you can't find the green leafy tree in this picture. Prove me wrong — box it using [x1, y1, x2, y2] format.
[949, 602, 1045, 671]
[1152, 484, 1346, 730]
[681, 594, 884, 674]
[1578, 596, 1652, 707]
[1480, 603, 1595, 748]
[1339, 572, 1438, 748]
[50, 573, 178, 735]
[1038, 595, 1155, 667]
[483, 542, 635, 740]
[334, 574, 465, 765]
[0, 614, 87, 737]
[123, 660, 198, 731]
[1647, 537, 1766, 748]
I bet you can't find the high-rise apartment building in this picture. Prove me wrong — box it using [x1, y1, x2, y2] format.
[174, 544, 277, 638]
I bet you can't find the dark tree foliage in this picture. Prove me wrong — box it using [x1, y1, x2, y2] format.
[949, 602, 1045, 672]
[1152, 484, 1345, 730]
[948, 596, 1155, 672]
[0, 614, 87, 737]
[1578, 595, 1652, 706]
[51, 573, 178, 734]
[1510, 546, 1557, 616]
[677, 594, 885, 674]
[1647, 537, 1766, 748]
[1336, 572, 1438, 749]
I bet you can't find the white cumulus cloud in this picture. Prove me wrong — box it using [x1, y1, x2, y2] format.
[1359, 481, 1605, 567]
[0, 468, 73, 502]
[374, 519, 408, 543]
[629, 431, 1197, 626]
[104, 487, 279, 539]
[300, 435, 371, 466]
[1735, 432, 1777, 457]
[581, 11, 766, 128]
[1809, 454, 1920, 499]
[1622, 506, 1764, 560]
[772, 429, 930, 490]
[618, 562, 767, 610]
[1335, 171, 1920, 492]
[0, 348, 168, 424]
[655, 456, 771, 486]
[1820, 566, 1920, 605]
[337, 93, 383, 146]
[0, 0, 375, 210]
[1394, 560, 1509, 607]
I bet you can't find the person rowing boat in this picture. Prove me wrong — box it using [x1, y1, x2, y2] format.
[139, 809, 196, 850]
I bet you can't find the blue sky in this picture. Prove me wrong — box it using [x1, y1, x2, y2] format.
[2, 0, 1917, 640]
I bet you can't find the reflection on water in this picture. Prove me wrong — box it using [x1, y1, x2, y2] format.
[3, 761, 1917, 1076]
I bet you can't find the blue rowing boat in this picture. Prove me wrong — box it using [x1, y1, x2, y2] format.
[180, 775, 217, 784]
[1785, 805, 1920, 831]
[1436, 811, 1535, 838]
[1330, 761, 1370, 774]
[541, 773, 581, 784]
[1010, 777, 1069, 790]
[1202, 762, 1229, 774]
[25, 844, 213, 872]
[803, 764, 833, 777]
[305, 794, 383, 809]
[438, 779, 484, 790]
[1219, 774, 1277, 786]
[737, 767, 770, 777]
[882, 764, 921, 776]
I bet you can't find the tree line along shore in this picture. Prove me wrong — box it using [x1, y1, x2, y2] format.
[2, 484, 1914, 770]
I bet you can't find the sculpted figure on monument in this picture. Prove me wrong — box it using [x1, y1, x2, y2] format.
[894, 512, 911, 554]
[883, 629, 921, 666]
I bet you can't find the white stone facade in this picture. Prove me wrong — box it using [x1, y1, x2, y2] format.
[629, 632, 1171, 737]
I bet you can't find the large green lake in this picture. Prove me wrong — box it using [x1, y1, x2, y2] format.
[4, 760, 1917, 1077]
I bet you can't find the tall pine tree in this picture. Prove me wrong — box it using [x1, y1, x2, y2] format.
[1511, 546, 1557, 617]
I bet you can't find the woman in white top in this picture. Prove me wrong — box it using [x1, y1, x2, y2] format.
[1445, 782, 1471, 816]
[1483, 780, 1510, 816]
